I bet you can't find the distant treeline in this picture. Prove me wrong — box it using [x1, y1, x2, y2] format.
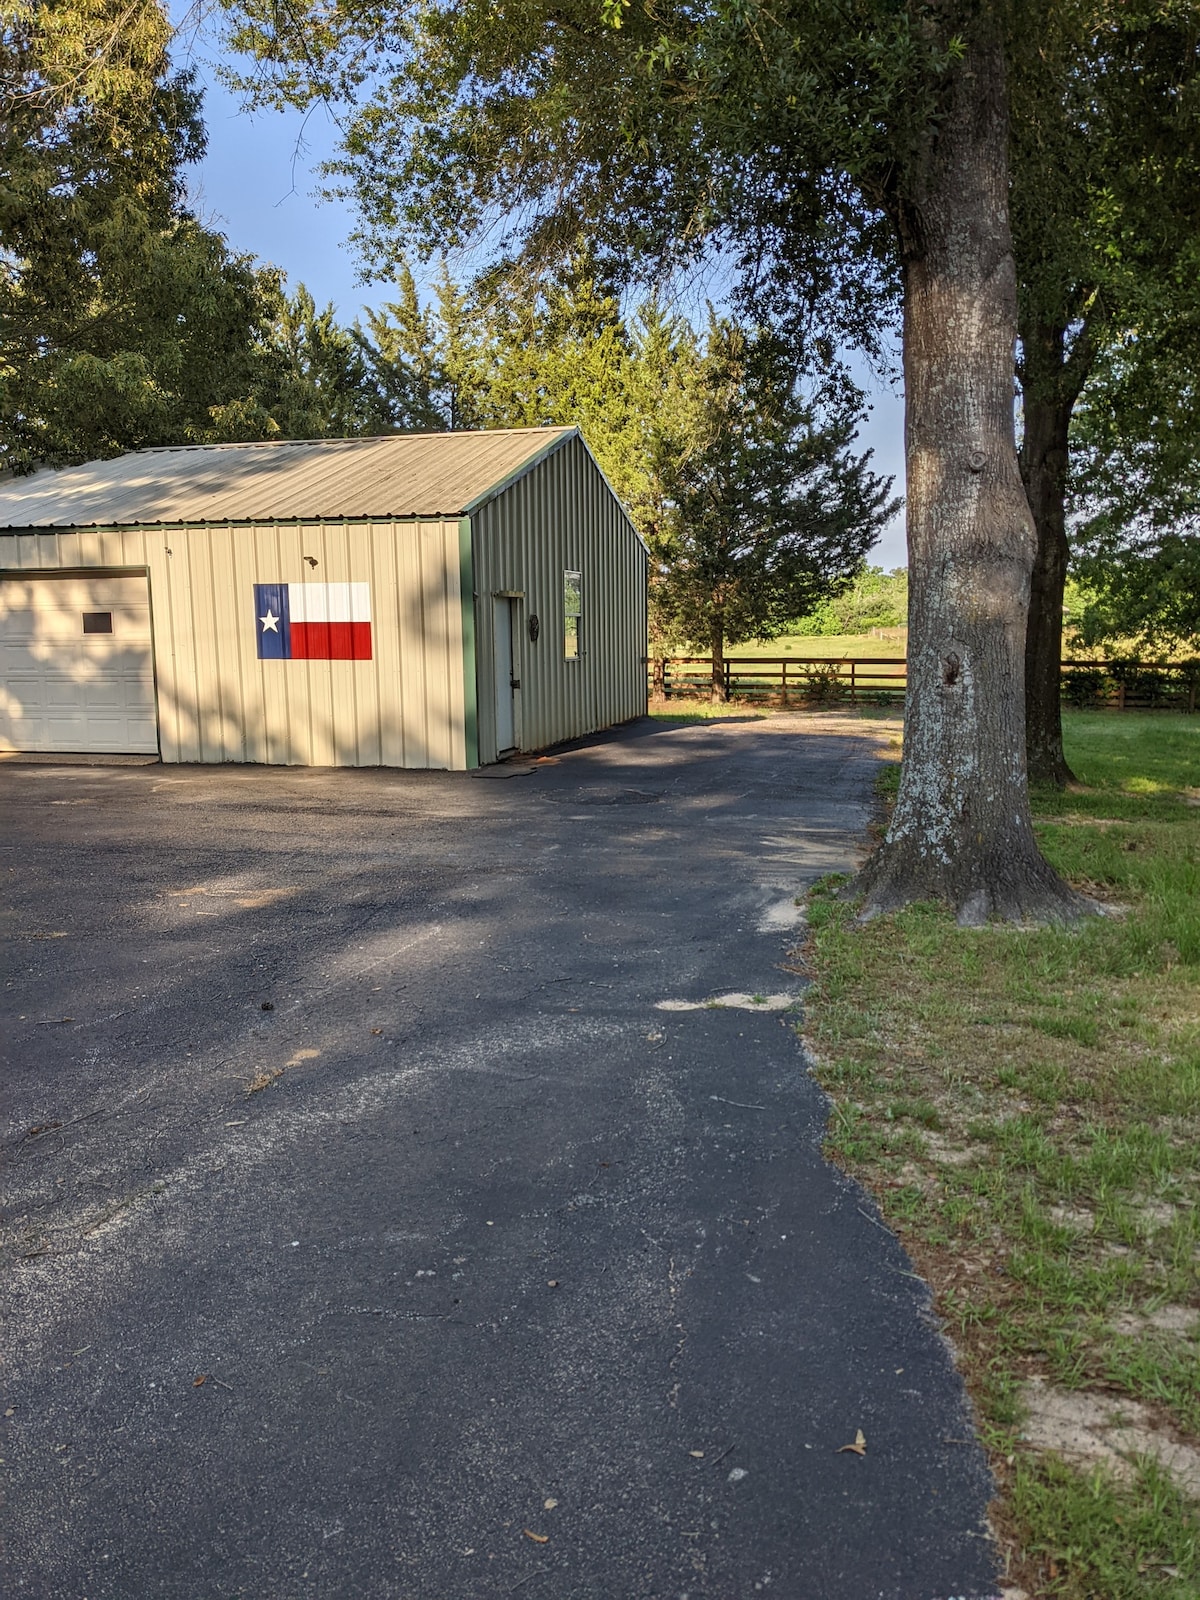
[791, 565, 908, 635]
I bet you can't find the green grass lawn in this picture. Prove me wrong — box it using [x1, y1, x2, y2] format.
[802, 711, 1200, 1598]
[679, 630, 909, 660]
[646, 702, 773, 723]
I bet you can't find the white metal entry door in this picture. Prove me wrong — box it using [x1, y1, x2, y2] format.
[492, 597, 517, 755]
[0, 574, 158, 753]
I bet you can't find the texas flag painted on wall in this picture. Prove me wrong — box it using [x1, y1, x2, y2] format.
[254, 582, 372, 661]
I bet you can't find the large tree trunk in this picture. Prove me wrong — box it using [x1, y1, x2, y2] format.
[1020, 329, 1077, 786]
[710, 614, 727, 703]
[854, 30, 1088, 925]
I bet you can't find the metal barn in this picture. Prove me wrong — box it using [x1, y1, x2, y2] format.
[0, 428, 648, 768]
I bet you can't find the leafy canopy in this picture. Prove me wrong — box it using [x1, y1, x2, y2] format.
[792, 565, 908, 636]
[215, 0, 973, 354]
[1010, 0, 1200, 652]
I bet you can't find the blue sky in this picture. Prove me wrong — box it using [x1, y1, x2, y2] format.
[173, 23, 908, 566]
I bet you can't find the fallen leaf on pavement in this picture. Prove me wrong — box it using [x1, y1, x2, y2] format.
[543, 1498, 558, 1510]
[193, 1375, 207, 1388]
[246, 1067, 284, 1095]
[522, 1529, 549, 1544]
[690, 1451, 705, 1458]
[837, 1429, 867, 1456]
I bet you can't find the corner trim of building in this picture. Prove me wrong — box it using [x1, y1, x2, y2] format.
[458, 516, 479, 769]
[460, 428, 577, 517]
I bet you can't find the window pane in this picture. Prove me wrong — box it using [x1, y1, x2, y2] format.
[564, 570, 581, 659]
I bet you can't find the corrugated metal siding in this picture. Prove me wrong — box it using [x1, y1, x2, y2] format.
[0, 520, 467, 768]
[470, 434, 648, 763]
[0, 429, 574, 528]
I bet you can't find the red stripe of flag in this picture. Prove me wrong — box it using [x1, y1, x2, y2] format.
[290, 621, 373, 660]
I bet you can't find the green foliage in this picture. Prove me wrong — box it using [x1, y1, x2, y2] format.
[1069, 315, 1200, 651]
[0, 0, 274, 467]
[1058, 660, 1200, 711]
[249, 278, 397, 440]
[0, 0, 448, 468]
[791, 564, 907, 636]
[1011, 5, 1200, 661]
[795, 661, 845, 702]
[358, 262, 475, 431]
[1072, 542, 1200, 654]
[0, 0, 422, 468]
[212, 0, 967, 357]
[360, 254, 643, 456]
[210, 0, 1200, 753]
[1011, 4, 1200, 375]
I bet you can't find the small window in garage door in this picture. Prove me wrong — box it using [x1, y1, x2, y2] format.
[0, 574, 159, 754]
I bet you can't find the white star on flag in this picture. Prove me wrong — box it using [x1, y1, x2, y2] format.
[260, 609, 280, 633]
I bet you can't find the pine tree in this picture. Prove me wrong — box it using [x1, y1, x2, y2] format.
[649, 320, 895, 699]
[359, 263, 447, 429]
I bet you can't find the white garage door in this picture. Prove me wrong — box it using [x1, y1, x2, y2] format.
[0, 574, 159, 754]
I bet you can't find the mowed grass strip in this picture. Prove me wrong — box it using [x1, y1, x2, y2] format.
[802, 711, 1200, 1600]
[646, 702, 773, 724]
[728, 629, 909, 659]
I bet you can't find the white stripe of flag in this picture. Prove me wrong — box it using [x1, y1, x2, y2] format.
[288, 582, 372, 624]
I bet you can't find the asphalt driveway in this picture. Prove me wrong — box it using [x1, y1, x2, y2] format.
[2, 712, 999, 1599]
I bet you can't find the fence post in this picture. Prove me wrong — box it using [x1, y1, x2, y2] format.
[849, 659, 857, 704]
[781, 660, 788, 706]
[725, 659, 732, 698]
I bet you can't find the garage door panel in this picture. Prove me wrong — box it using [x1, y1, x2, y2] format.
[86, 674, 141, 710]
[0, 576, 159, 753]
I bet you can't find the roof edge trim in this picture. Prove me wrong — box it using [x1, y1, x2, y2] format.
[0, 514, 472, 533]
[569, 432, 649, 556]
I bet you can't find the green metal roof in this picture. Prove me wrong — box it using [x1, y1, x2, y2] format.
[0, 428, 577, 528]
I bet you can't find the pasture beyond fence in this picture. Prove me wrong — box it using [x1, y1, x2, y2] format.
[653, 657, 1200, 712]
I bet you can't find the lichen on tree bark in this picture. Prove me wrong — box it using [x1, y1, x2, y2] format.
[852, 30, 1091, 925]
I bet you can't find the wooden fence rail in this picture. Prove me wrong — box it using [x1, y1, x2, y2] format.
[651, 657, 1200, 712]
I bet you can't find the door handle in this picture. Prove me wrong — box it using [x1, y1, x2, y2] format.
[511, 678, 521, 690]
